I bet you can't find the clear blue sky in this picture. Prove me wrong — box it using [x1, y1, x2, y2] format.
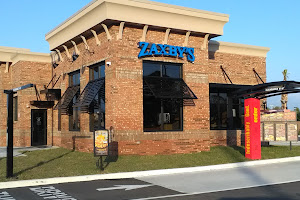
[1, 0, 299, 109]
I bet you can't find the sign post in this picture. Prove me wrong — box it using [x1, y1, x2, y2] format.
[94, 130, 109, 170]
[244, 98, 261, 159]
[5, 91, 14, 178]
[4, 84, 34, 178]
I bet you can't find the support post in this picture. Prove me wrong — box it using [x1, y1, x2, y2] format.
[244, 98, 261, 159]
[5, 90, 14, 178]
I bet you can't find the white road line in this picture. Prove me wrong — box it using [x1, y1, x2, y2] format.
[129, 179, 300, 200]
[0, 191, 16, 200]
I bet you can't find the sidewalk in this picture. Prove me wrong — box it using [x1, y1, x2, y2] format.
[0, 146, 58, 158]
[1, 155, 300, 189]
[269, 141, 300, 146]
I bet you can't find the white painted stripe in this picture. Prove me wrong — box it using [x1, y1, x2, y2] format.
[129, 179, 300, 200]
[1, 156, 300, 189]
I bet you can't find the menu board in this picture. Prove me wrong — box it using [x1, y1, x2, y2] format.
[94, 130, 109, 156]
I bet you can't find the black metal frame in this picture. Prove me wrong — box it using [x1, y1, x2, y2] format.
[253, 68, 265, 84]
[143, 76, 197, 100]
[232, 81, 300, 99]
[220, 65, 233, 84]
[53, 85, 80, 114]
[73, 78, 105, 112]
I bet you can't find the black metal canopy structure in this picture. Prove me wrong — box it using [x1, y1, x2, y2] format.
[73, 78, 105, 112]
[232, 81, 300, 99]
[54, 85, 80, 114]
[143, 76, 197, 99]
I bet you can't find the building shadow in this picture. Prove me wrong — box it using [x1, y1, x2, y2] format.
[103, 141, 119, 169]
[13, 150, 72, 177]
[96, 141, 119, 170]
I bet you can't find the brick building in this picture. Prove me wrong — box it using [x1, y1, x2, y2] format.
[0, 0, 270, 155]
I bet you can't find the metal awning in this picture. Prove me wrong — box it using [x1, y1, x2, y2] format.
[73, 78, 105, 111]
[143, 77, 197, 99]
[54, 85, 80, 114]
[232, 81, 300, 99]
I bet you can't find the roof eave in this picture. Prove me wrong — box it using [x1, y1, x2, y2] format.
[45, 0, 229, 50]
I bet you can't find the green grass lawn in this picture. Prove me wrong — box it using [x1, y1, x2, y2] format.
[0, 145, 300, 182]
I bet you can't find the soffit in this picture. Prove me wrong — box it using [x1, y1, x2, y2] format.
[45, 0, 229, 50]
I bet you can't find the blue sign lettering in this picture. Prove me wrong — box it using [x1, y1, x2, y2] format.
[138, 42, 195, 62]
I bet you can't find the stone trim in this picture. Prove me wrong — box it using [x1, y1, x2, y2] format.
[208, 40, 270, 57]
[0, 46, 51, 64]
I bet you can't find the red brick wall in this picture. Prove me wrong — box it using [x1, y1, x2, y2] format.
[0, 23, 267, 155]
[0, 61, 51, 146]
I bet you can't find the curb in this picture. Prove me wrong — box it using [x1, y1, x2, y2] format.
[1, 156, 300, 189]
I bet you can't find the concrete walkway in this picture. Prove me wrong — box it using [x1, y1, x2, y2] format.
[0, 146, 58, 158]
[269, 141, 300, 146]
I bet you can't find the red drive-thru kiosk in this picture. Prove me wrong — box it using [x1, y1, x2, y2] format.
[244, 98, 261, 160]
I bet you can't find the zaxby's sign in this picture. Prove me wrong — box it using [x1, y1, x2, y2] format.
[138, 42, 195, 62]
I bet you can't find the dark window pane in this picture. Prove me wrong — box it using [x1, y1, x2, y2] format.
[143, 97, 161, 131]
[219, 93, 227, 104]
[220, 104, 227, 128]
[100, 65, 105, 78]
[69, 70, 80, 131]
[162, 100, 182, 131]
[143, 62, 161, 77]
[210, 103, 218, 128]
[69, 70, 80, 86]
[69, 90, 80, 131]
[90, 93, 105, 131]
[93, 67, 99, 80]
[143, 61, 183, 132]
[162, 64, 181, 78]
[89, 62, 105, 131]
[90, 62, 105, 81]
[209, 93, 218, 104]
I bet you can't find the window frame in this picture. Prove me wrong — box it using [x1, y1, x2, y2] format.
[143, 61, 183, 132]
[89, 62, 105, 132]
[68, 70, 81, 131]
[209, 84, 246, 130]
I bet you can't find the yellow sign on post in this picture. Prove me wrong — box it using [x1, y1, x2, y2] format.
[94, 130, 109, 156]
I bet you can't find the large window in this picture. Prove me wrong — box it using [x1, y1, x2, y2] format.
[89, 63, 105, 131]
[209, 84, 245, 130]
[143, 61, 183, 132]
[210, 92, 228, 129]
[69, 70, 80, 131]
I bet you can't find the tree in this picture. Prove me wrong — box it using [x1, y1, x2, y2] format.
[281, 69, 288, 109]
[294, 107, 300, 121]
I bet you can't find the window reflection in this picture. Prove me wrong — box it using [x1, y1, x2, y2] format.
[143, 61, 183, 132]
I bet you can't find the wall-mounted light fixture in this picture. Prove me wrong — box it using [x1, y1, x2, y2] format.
[72, 51, 79, 62]
[106, 61, 111, 67]
[52, 62, 59, 69]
